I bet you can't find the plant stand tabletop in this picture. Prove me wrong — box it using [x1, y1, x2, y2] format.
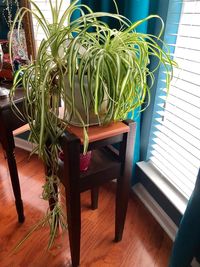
[67, 121, 130, 144]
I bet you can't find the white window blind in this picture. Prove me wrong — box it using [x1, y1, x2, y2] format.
[149, 0, 200, 199]
[31, 0, 70, 49]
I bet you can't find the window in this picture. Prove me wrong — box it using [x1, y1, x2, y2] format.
[31, 0, 70, 49]
[148, 0, 200, 200]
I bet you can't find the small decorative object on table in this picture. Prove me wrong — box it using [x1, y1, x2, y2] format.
[0, 87, 9, 99]
[0, 43, 9, 98]
[8, 29, 29, 63]
[79, 151, 92, 172]
[59, 150, 92, 172]
[0, 0, 29, 82]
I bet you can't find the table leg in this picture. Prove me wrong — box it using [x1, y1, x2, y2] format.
[115, 171, 131, 242]
[0, 98, 26, 223]
[5, 146, 25, 223]
[65, 187, 81, 267]
[45, 140, 59, 213]
[115, 120, 136, 242]
[62, 133, 81, 267]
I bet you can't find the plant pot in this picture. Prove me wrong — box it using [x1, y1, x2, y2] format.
[59, 150, 92, 172]
[64, 75, 108, 127]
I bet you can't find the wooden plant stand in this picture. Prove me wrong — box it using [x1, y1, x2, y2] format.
[57, 120, 136, 267]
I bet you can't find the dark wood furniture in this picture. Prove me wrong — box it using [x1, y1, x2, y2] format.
[0, 87, 25, 222]
[58, 120, 136, 267]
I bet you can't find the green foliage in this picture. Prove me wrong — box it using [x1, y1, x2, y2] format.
[9, 0, 176, 247]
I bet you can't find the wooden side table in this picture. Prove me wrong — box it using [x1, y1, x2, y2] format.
[0, 87, 25, 222]
[58, 120, 136, 267]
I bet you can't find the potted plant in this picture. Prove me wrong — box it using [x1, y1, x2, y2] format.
[10, 0, 176, 247]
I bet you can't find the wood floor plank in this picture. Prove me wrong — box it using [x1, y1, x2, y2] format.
[0, 147, 172, 267]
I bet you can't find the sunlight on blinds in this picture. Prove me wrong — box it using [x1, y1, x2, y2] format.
[150, 0, 200, 199]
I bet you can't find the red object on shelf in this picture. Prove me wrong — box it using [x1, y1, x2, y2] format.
[59, 151, 92, 172]
[0, 39, 13, 80]
[79, 151, 92, 172]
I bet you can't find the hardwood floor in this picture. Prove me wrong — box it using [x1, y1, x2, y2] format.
[0, 146, 172, 267]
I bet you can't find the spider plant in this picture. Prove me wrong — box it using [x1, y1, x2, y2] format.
[9, 0, 176, 247]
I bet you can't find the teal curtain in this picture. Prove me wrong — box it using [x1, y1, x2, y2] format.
[71, 0, 150, 31]
[169, 169, 200, 267]
[70, 0, 150, 183]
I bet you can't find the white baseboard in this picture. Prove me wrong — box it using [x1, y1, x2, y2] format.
[133, 184, 200, 266]
[14, 137, 35, 152]
[133, 183, 178, 241]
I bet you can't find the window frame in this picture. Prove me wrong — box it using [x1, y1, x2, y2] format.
[136, 0, 185, 225]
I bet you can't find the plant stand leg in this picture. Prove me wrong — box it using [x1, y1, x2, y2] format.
[48, 183, 58, 212]
[62, 135, 81, 267]
[45, 140, 59, 214]
[115, 120, 135, 242]
[91, 187, 99, 210]
[45, 162, 58, 211]
[115, 174, 130, 242]
[65, 188, 81, 267]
